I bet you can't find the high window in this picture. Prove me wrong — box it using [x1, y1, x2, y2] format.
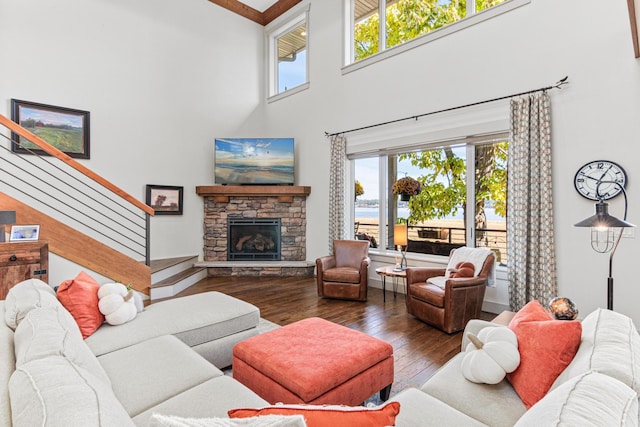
[268, 11, 309, 99]
[353, 137, 508, 265]
[349, 0, 510, 63]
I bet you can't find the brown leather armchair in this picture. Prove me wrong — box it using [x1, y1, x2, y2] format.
[316, 240, 370, 302]
[405, 249, 495, 333]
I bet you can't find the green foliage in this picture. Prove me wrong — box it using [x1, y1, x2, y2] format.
[354, 13, 380, 60]
[399, 142, 508, 227]
[21, 127, 83, 153]
[355, 180, 365, 199]
[354, 0, 506, 61]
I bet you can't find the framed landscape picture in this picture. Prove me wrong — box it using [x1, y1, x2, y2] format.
[11, 99, 90, 159]
[146, 185, 184, 215]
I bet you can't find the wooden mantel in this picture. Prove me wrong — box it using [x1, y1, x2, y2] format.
[196, 185, 311, 203]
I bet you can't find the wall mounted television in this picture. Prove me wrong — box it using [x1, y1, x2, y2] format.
[214, 138, 295, 185]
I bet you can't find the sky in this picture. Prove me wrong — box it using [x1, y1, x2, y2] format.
[355, 157, 425, 200]
[278, 50, 306, 92]
[20, 106, 83, 128]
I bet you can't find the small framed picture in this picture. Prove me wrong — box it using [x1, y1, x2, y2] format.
[146, 185, 184, 215]
[10, 225, 40, 242]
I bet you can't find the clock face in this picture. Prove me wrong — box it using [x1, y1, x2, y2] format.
[574, 160, 627, 201]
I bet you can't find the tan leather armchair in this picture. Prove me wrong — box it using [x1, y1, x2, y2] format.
[405, 249, 495, 333]
[316, 240, 370, 302]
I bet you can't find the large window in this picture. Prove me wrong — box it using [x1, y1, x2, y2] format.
[354, 138, 508, 264]
[268, 11, 309, 98]
[350, 0, 508, 63]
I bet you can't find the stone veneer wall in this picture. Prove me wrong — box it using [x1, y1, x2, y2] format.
[202, 195, 313, 276]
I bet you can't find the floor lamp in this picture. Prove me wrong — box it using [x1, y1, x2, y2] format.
[574, 182, 634, 310]
[393, 223, 408, 270]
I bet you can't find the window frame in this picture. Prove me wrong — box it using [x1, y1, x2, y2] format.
[343, 0, 530, 74]
[267, 7, 310, 102]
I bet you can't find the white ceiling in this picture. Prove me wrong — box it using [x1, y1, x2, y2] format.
[239, 0, 278, 12]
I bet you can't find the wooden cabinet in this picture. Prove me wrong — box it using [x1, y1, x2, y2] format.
[0, 241, 48, 299]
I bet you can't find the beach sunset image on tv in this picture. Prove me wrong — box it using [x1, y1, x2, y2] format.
[214, 138, 295, 185]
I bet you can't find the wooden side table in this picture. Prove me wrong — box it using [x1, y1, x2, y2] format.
[375, 266, 407, 302]
[0, 241, 49, 299]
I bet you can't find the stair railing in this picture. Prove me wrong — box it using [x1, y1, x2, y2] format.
[0, 113, 154, 265]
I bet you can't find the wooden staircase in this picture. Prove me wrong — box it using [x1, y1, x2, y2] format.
[0, 192, 151, 294]
[0, 113, 154, 295]
[149, 256, 207, 300]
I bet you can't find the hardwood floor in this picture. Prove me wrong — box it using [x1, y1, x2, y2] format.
[172, 275, 495, 397]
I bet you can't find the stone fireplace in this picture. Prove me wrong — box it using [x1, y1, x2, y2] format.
[195, 185, 314, 276]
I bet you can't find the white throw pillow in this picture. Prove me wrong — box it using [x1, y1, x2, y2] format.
[515, 371, 638, 427]
[426, 276, 447, 289]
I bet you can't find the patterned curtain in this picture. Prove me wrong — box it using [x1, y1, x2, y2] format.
[328, 134, 347, 253]
[507, 92, 557, 311]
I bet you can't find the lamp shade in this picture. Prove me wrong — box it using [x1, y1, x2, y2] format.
[574, 201, 635, 228]
[394, 224, 408, 246]
[0, 211, 16, 225]
[0, 211, 16, 243]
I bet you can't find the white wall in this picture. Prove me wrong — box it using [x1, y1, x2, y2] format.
[0, 0, 265, 274]
[262, 0, 640, 323]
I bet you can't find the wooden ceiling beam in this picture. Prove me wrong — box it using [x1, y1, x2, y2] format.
[208, 0, 265, 25]
[263, 0, 302, 25]
[207, 0, 302, 26]
[629, 0, 640, 58]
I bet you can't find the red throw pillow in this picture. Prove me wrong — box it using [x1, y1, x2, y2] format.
[506, 300, 582, 408]
[451, 262, 475, 278]
[229, 402, 400, 427]
[57, 271, 105, 338]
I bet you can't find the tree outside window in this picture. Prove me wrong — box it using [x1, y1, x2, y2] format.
[353, 0, 507, 62]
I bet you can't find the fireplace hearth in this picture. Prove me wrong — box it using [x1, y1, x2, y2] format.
[228, 218, 281, 261]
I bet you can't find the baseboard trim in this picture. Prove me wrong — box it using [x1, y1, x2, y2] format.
[482, 300, 510, 315]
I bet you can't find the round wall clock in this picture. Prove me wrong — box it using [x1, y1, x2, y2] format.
[574, 160, 627, 201]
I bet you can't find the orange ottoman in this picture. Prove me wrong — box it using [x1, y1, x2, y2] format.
[232, 317, 394, 406]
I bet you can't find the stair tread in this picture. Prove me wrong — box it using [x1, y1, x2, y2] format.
[151, 266, 206, 288]
[150, 256, 198, 274]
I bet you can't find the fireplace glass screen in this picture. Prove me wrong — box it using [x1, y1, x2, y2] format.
[228, 218, 281, 261]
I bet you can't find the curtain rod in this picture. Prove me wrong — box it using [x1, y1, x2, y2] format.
[324, 76, 568, 138]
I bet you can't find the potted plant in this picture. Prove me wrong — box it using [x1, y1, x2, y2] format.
[392, 177, 422, 201]
[355, 180, 365, 201]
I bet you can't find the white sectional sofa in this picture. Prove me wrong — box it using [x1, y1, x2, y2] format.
[390, 307, 640, 426]
[1, 279, 269, 426]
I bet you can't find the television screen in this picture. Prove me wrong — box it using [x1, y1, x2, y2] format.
[214, 138, 295, 185]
